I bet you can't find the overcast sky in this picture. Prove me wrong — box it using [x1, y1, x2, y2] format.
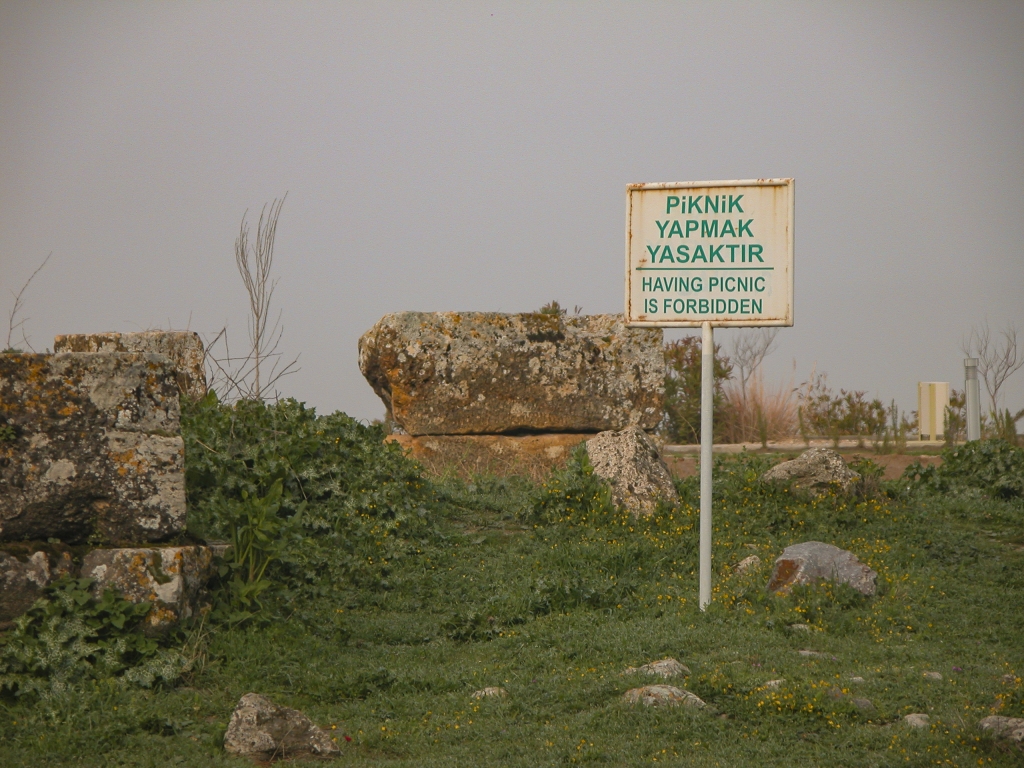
[2, 1, 1022, 422]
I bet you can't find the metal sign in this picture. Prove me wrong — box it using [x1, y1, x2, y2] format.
[626, 179, 794, 327]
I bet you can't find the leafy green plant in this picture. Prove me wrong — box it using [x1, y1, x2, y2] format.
[527, 445, 614, 524]
[903, 438, 1024, 498]
[0, 577, 188, 701]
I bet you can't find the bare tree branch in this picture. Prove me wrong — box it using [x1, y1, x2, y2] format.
[961, 320, 1024, 412]
[5, 252, 52, 352]
[729, 328, 779, 441]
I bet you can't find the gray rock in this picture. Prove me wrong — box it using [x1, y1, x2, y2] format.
[224, 693, 340, 759]
[828, 687, 875, 712]
[768, 541, 877, 596]
[586, 427, 678, 516]
[54, 331, 208, 401]
[623, 658, 691, 679]
[358, 312, 663, 435]
[623, 685, 705, 707]
[0, 546, 74, 621]
[80, 546, 213, 635]
[848, 676, 866, 683]
[923, 671, 943, 680]
[788, 623, 812, 632]
[764, 679, 785, 690]
[758, 448, 860, 495]
[904, 713, 931, 729]
[471, 686, 507, 699]
[0, 352, 185, 544]
[734, 555, 761, 575]
[978, 716, 1024, 744]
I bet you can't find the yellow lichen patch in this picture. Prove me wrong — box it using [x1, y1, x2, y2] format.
[144, 606, 178, 628]
[108, 448, 148, 476]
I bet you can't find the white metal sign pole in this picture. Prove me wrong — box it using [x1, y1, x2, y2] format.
[699, 321, 714, 611]
[625, 178, 793, 613]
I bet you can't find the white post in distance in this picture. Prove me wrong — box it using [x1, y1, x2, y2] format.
[965, 358, 981, 441]
[699, 321, 714, 611]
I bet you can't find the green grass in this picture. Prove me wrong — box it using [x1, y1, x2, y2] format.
[2, 439, 1023, 766]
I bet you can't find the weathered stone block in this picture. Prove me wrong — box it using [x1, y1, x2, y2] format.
[387, 433, 591, 478]
[623, 685, 705, 707]
[586, 427, 678, 516]
[768, 541, 877, 596]
[80, 546, 213, 634]
[0, 352, 186, 543]
[359, 312, 663, 435]
[0, 545, 74, 622]
[54, 331, 207, 401]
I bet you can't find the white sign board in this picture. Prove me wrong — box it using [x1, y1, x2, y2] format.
[626, 179, 794, 327]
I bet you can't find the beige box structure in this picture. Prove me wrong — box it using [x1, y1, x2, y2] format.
[918, 382, 950, 441]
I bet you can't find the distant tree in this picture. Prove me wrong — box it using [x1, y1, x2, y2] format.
[961, 320, 1024, 413]
[661, 336, 732, 444]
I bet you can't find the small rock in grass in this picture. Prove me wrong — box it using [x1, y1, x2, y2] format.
[734, 555, 761, 575]
[623, 658, 690, 679]
[978, 716, 1024, 744]
[471, 687, 507, 699]
[764, 679, 785, 690]
[848, 676, 866, 683]
[223, 693, 340, 759]
[758, 447, 859, 496]
[923, 671, 943, 681]
[851, 698, 875, 713]
[623, 685, 705, 708]
[1002, 674, 1017, 684]
[788, 623, 812, 632]
[904, 713, 931, 729]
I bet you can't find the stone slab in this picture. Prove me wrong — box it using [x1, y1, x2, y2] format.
[768, 541, 877, 596]
[54, 331, 207, 401]
[0, 545, 74, 622]
[387, 433, 591, 478]
[80, 546, 213, 634]
[359, 312, 663, 435]
[0, 352, 185, 543]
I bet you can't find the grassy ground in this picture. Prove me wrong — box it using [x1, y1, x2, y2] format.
[2, 448, 1023, 766]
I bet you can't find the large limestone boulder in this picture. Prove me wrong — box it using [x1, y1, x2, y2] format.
[54, 331, 207, 401]
[0, 545, 74, 622]
[978, 716, 1024, 745]
[768, 541, 877, 596]
[358, 312, 663, 435]
[224, 693, 341, 759]
[759, 448, 860, 495]
[80, 546, 214, 635]
[386, 433, 590, 479]
[586, 427, 678, 516]
[0, 352, 186, 543]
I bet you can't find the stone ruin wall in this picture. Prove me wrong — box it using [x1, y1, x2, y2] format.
[0, 331, 213, 632]
[358, 312, 665, 477]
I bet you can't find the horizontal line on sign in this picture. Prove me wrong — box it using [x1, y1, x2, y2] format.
[635, 267, 774, 272]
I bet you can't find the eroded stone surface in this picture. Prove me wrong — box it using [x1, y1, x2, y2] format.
[358, 312, 663, 435]
[224, 693, 340, 759]
[758, 448, 860, 496]
[0, 546, 74, 621]
[0, 352, 185, 543]
[54, 331, 207, 401]
[80, 546, 213, 634]
[769, 541, 877, 596]
[623, 685, 705, 707]
[978, 716, 1024, 744]
[586, 427, 678, 516]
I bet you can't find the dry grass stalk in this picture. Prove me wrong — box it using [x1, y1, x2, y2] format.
[722, 369, 798, 445]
